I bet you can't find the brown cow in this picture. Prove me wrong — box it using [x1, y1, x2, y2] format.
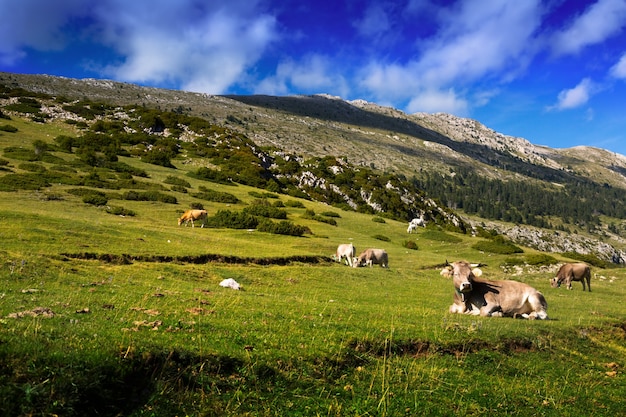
[446, 260, 548, 319]
[550, 263, 591, 291]
[178, 209, 208, 228]
[353, 249, 388, 268]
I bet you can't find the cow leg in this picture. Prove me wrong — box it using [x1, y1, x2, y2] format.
[481, 304, 503, 317]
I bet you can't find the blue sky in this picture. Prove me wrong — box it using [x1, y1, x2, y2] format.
[2, 0, 626, 156]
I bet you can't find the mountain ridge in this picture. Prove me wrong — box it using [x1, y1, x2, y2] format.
[2, 71, 626, 261]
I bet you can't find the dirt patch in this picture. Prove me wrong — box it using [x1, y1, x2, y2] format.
[61, 252, 332, 266]
[347, 337, 537, 358]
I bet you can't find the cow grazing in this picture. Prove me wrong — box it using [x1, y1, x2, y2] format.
[407, 223, 417, 233]
[178, 209, 208, 228]
[446, 260, 548, 319]
[551, 263, 591, 291]
[335, 243, 356, 267]
[409, 216, 426, 229]
[353, 248, 389, 268]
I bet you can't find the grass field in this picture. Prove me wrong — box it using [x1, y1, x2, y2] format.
[1, 115, 625, 416]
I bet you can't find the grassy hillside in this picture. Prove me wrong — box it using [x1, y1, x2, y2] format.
[1, 87, 626, 416]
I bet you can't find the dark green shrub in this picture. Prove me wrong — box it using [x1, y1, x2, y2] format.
[285, 200, 305, 208]
[372, 216, 386, 223]
[67, 188, 102, 197]
[472, 236, 523, 255]
[170, 185, 188, 193]
[561, 252, 608, 268]
[0, 124, 17, 132]
[191, 187, 240, 204]
[3, 146, 38, 161]
[82, 193, 108, 206]
[257, 219, 308, 236]
[206, 210, 258, 229]
[18, 162, 46, 173]
[54, 135, 76, 152]
[421, 230, 463, 243]
[105, 206, 136, 216]
[164, 176, 191, 188]
[320, 211, 341, 218]
[243, 200, 287, 219]
[248, 191, 279, 199]
[373, 234, 391, 242]
[0, 173, 50, 191]
[190, 202, 205, 210]
[121, 190, 177, 204]
[189, 167, 232, 184]
[403, 240, 419, 250]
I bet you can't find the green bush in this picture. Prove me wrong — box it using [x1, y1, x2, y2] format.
[243, 200, 287, 219]
[248, 191, 279, 199]
[561, 252, 609, 268]
[472, 236, 523, 255]
[301, 208, 337, 226]
[0, 124, 17, 132]
[0, 173, 50, 191]
[121, 190, 177, 204]
[285, 200, 305, 208]
[402, 240, 419, 250]
[164, 176, 191, 188]
[82, 193, 108, 206]
[189, 167, 232, 184]
[191, 187, 240, 204]
[105, 206, 136, 216]
[320, 211, 341, 218]
[372, 216, 386, 223]
[373, 234, 391, 242]
[206, 209, 258, 229]
[18, 162, 46, 173]
[257, 219, 308, 236]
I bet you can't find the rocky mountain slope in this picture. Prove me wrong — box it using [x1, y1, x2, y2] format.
[2, 71, 626, 261]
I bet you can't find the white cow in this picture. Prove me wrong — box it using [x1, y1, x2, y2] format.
[335, 243, 356, 267]
[408, 216, 426, 232]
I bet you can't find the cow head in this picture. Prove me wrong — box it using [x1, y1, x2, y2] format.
[550, 277, 561, 288]
[449, 261, 475, 294]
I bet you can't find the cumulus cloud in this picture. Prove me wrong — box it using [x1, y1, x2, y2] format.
[0, 0, 278, 94]
[255, 54, 348, 97]
[551, 0, 626, 56]
[360, 0, 542, 113]
[610, 53, 626, 78]
[550, 78, 595, 110]
[407, 89, 469, 115]
[94, 0, 278, 93]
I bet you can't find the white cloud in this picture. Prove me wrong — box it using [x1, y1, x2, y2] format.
[610, 53, 626, 78]
[551, 78, 594, 110]
[359, 0, 542, 113]
[255, 55, 348, 97]
[551, 0, 626, 56]
[407, 88, 469, 115]
[353, 4, 391, 38]
[94, 1, 278, 94]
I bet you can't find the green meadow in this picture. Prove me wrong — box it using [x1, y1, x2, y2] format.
[1, 115, 625, 416]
